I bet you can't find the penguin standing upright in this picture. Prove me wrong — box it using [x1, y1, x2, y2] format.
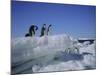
[40, 24, 46, 37]
[47, 24, 52, 35]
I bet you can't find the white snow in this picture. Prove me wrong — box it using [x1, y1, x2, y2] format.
[78, 38, 95, 40]
[11, 34, 96, 73]
[33, 61, 85, 72]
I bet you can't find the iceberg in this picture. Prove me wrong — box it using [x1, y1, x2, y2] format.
[11, 34, 96, 74]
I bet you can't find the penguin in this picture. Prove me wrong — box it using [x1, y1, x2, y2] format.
[47, 24, 52, 35]
[40, 24, 46, 37]
[29, 25, 38, 36]
[25, 25, 38, 37]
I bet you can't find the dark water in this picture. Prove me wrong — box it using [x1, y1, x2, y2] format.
[78, 39, 94, 44]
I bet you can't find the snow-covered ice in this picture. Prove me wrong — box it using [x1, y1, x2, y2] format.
[11, 34, 96, 74]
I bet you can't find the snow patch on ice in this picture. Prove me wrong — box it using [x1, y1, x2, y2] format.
[11, 34, 96, 73]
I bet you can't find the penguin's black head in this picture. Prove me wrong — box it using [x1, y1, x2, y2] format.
[49, 25, 52, 27]
[43, 24, 46, 27]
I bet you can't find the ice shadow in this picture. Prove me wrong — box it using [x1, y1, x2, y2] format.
[54, 51, 92, 61]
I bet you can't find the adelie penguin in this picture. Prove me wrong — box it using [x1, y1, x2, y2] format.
[25, 25, 38, 37]
[40, 24, 46, 37]
[47, 24, 52, 35]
